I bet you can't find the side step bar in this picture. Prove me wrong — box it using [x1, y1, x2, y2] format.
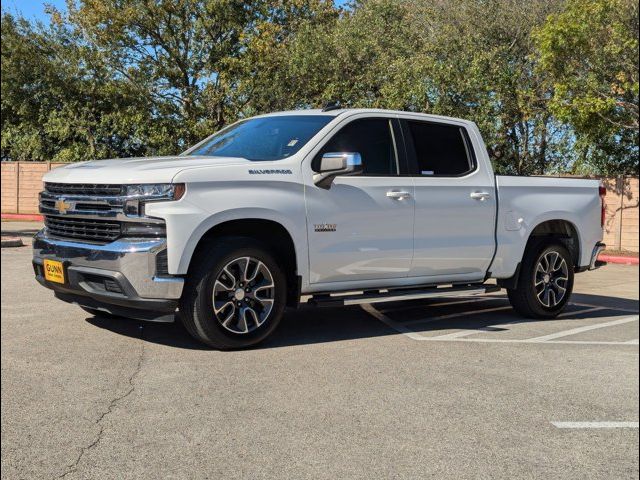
[308, 284, 501, 308]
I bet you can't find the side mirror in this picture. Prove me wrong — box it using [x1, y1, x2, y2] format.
[313, 152, 363, 189]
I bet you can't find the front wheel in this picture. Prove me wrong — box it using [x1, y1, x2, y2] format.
[179, 237, 286, 349]
[507, 239, 574, 319]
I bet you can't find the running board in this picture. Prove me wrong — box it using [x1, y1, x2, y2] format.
[308, 284, 501, 308]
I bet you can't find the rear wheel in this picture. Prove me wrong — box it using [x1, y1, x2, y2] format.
[507, 239, 574, 319]
[179, 237, 286, 349]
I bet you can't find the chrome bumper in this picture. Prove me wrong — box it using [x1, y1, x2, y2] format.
[589, 242, 607, 270]
[33, 230, 183, 315]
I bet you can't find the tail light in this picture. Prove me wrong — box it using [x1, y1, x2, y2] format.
[599, 185, 606, 228]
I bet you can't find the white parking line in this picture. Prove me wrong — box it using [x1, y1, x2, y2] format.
[406, 305, 513, 324]
[557, 306, 606, 318]
[571, 302, 639, 314]
[362, 305, 640, 346]
[528, 316, 639, 342]
[447, 338, 638, 345]
[361, 304, 425, 341]
[430, 306, 608, 340]
[429, 319, 521, 339]
[551, 421, 639, 429]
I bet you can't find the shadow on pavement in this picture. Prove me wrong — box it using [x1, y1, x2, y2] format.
[83, 292, 639, 351]
[1, 228, 39, 238]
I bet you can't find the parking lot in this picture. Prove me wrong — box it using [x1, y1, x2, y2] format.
[1, 230, 638, 479]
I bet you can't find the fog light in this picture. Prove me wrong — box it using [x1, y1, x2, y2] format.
[104, 278, 123, 293]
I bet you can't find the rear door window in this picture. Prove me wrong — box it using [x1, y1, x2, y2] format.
[404, 121, 475, 176]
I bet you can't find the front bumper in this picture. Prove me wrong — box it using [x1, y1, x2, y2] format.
[33, 230, 183, 320]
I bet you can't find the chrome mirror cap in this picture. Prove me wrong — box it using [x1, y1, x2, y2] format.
[313, 152, 363, 189]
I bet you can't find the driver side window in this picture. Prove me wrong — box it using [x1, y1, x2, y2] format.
[315, 118, 398, 175]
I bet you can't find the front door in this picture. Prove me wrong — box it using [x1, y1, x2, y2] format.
[305, 117, 415, 285]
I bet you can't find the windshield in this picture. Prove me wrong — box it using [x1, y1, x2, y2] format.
[186, 115, 333, 161]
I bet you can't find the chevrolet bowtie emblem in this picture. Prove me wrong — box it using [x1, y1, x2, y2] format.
[54, 199, 73, 214]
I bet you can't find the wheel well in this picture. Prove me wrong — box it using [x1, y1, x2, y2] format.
[528, 219, 580, 267]
[498, 219, 580, 290]
[189, 219, 300, 307]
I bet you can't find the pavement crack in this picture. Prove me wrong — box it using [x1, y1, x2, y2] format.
[56, 325, 145, 479]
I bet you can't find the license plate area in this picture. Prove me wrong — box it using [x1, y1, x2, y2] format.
[43, 259, 65, 284]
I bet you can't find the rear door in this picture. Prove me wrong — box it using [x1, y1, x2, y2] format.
[305, 116, 415, 284]
[400, 118, 496, 279]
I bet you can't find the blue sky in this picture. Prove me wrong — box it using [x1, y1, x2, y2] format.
[2, 0, 68, 22]
[3, 0, 350, 23]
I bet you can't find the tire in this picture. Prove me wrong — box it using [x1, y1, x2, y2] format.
[179, 236, 287, 349]
[507, 238, 574, 319]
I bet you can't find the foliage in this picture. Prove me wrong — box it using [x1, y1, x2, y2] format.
[1, 14, 150, 161]
[1, 0, 638, 175]
[534, 0, 639, 175]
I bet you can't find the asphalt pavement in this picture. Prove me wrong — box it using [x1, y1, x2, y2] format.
[1, 227, 638, 479]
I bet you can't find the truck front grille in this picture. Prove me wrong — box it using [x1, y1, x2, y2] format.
[45, 183, 123, 196]
[40, 199, 117, 212]
[45, 216, 122, 243]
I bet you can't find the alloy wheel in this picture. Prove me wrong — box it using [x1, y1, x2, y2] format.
[212, 256, 275, 334]
[534, 250, 569, 308]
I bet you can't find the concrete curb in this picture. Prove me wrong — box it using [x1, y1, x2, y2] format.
[1, 213, 43, 222]
[598, 254, 639, 266]
[1, 237, 24, 248]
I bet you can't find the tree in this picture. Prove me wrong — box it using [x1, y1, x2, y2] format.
[534, 0, 639, 174]
[67, 0, 257, 151]
[1, 13, 150, 161]
[1, 0, 638, 175]
[283, 0, 570, 175]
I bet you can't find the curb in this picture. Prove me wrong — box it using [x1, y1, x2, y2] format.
[598, 254, 639, 266]
[1, 213, 43, 222]
[1, 237, 24, 248]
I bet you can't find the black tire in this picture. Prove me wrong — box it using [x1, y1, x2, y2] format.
[507, 238, 574, 319]
[179, 236, 287, 349]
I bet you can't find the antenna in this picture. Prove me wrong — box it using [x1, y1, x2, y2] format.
[322, 101, 342, 112]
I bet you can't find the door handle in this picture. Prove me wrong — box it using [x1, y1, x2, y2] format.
[470, 191, 491, 201]
[386, 190, 411, 200]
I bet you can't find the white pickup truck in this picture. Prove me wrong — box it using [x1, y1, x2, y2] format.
[33, 108, 607, 348]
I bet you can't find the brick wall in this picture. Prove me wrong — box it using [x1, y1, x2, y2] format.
[1, 162, 65, 214]
[602, 177, 639, 252]
[1, 161, 639, 252]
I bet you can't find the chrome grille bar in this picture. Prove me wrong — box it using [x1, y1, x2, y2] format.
[45, 182, 123, 196]
[45, 216, 121, 243]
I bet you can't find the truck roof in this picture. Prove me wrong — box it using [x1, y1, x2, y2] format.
[253, 108, 474, 126]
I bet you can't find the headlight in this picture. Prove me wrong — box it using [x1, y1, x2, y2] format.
[124, 183, 185, 200]
[124, 183, 185, 217]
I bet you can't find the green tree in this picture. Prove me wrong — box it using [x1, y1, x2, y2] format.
[281, 0, 570, 174]
[1, 13, 150, 162]
[69, 0, 339, 149]
[534, 0, 639, 175]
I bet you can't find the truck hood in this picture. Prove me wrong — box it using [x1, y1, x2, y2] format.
[43, 155, 252, 184]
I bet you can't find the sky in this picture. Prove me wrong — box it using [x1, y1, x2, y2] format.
[2, 0, 68, 22]
[2, 0, 350, 23]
